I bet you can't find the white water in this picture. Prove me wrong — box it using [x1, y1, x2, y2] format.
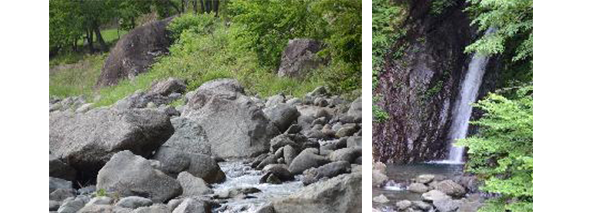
[446, 28, 495, 163]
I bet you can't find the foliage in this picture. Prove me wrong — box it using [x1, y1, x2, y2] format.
[465, 0, 533, 63]
[95, 18, 327, 107]
[166, 13, 215, 41]
[456, 85, 533, 212]
[95, 188, 106, 197]
[226, 0, 361, 93]
[372, 96, 389, 122]
[431, 0, 457, 15]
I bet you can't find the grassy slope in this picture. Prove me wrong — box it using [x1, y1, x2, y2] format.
[50, 23, 332, 107]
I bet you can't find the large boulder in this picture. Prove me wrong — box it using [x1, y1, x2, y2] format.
[97, 17, 173, 87]
[273, 173, 361, 213]
[434, 180, 466, 197]
[49, 108, 174, 179]
[181, 79, 279, 158]
[152, 147, 225, 183]
[96, 151, 182, 203]
[277, 39, 324, 78]
[177, 171, 214, 196]
[159, 117, 211, 155]
[49, 155, 76, 181]
[302, 161, 351, 185]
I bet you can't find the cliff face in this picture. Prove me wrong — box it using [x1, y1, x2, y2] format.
[373, 0, 499, 163]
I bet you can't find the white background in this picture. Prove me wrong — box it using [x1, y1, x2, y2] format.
[1, 0, 604, 212]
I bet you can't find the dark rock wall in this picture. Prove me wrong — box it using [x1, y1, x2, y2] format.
[373, 0, 500, 163]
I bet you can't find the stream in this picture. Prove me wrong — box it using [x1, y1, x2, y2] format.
[372, 163, 465, 212]
[211, 160, 304, 213]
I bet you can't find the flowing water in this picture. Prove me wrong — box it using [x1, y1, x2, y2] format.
[446, 28, 496, 163]
[372, 163, 465, 212]
[211, 161, 303, 213]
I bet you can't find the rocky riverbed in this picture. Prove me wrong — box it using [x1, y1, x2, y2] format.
[372, 162, 488, 212]
[49, 78, 362, 213]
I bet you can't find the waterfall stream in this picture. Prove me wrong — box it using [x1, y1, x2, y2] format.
[445, 28, 495, 164]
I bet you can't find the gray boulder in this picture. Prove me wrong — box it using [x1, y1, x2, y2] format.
[152, 147, 225, 183]
[416, 174, 435, 184]
[433, 197, 463, 212]
[277, 39, 324, 78]
[435, 180, 466, 197]
[302, 161, 351, 185]
[49, 177, 72, 193]
[421, 190, 450, 202]
[396, 200, 412, 211]
[328, 147, 362, 163]
[265, 94, 286, 108]
[149, 78, 186, 96]
[407, 183, 429, 193]
[172, 198, 210, 213]
[57, 195, 89, 213]
[49, 108, 173, 178]
[116, 196, 153, 209]
[49, 155, 77, 181]
[263, 104, 300, 132]
[96, 151, 182, 203]
[49, 188, 75, 202]
[131, 204, 171, 213]
[283, 145, 298, 166]
[181, 79, 279, 158]
[372, 194, 389, 204]
[273, 173, 361, 213]
[177, 171, 214, 196]
[288, 148, 330, 174]
[159, 117, 211, 155]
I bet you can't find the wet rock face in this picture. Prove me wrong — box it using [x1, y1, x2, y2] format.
[97, 17, 173, 87]
[372, 0, 474, 164]
[277, 39, 325, 79]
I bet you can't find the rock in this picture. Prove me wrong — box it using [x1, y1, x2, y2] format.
[328, 147, 362, 163]
[113, 90, 172, 109]
[87, 196, 113, 205]
[96, 151, 182, 203]
[172, 198, 210, 213]
[335, 123, 359, 138]
[49, 155, 77, 181]
[277, 39, 324, 78]
[458, 197, 483, 212]
[217, 187, 261, 199]
[372, 194, 389, 204]
[75, 103, 93, 113]
[76, 204, 113, 213]
[372, 170, 388, 187]
[264, 173, 282, 184]
[273, 172, 361, 213]
[396, 200, 412, 211]
[263, 104, 300, 132]
[302, 161, 351, 185]
[346, 97, 362, 123]
[265, 94, 286, 108]
[49, 177, 72, 193]
[411, 201, 432, 211]
[285, 124, 302, 134]
[181, 79, 279, 158]
[255, 204, 275, 213]
[50, 200, 61, 211]
[49, 188, 75, 202]
[407, 183, 429, 193]
[434, 180, 466, 197]
[307, 86, 328, 97]
[49, 108, 174, 179]
[285, 98, 302, 105]
[149, 78, 186, 96]
[152, 147, 225, 183]
[433, 197, 463, 212]
[177, 171, 213, 196]
[313, 97, 328, 107]
[131, 204, 171, 213]
[346, 136, 362, 148]
[354, 156, 362, 165]
[416, 174, 435, 184]
[256, 154, 278, 170]
[97, 17, 173, 87]
[116, 196, 153, 209]
[251, 153, 269, 168]
[288, 148, 331, 174]
[269, 134, 299, 152]
[57, 195, 89, 213]
[283, 145, 298, 166]
[77, 186, 96, 195]
[421, 190, 450, 202]
[159, 117, 211, 155]
[262, 164, 294, 181]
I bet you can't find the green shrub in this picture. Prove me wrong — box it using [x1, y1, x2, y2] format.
[456, 85, 533, 212]
[167, 13, 215, 41]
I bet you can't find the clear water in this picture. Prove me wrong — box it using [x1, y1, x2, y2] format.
[211, 161, 303, 213]
[372, 163, 464, 211]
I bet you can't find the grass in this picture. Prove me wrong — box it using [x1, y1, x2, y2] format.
[76, 28, 127, 46]
[49, 54, 106, 100]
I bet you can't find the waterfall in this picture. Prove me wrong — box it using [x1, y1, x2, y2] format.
[446, 28, 495, 163]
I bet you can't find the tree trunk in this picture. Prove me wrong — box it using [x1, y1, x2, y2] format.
[213, 0, 219, 16]
[86, 28, 94, 53]
[193, 0, 197, 13]
[181, 0, 185, 13]
[205, 0, 212, 14]
[93, 22, 107, 52]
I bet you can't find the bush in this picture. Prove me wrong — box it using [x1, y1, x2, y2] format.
[166, 13, 215, 41]
[455, 86, 533, 212]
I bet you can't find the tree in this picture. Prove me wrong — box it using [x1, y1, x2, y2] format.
[456, 86, 533, 212]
